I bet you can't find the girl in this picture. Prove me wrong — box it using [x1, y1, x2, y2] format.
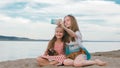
[36, 26, 68, 66]
[59, 15, 106, 67]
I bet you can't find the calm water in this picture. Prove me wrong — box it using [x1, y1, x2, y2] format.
[0, 41, 120, 62]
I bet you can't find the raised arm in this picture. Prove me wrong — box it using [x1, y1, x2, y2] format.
[60, 22, 77, 38]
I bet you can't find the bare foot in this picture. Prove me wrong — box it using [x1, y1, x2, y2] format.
[95, 59, 107, 66]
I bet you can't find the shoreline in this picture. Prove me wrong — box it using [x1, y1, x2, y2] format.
[0, 50, 120, 68]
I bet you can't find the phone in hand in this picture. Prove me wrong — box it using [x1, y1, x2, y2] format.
[51, 19, 62, 25]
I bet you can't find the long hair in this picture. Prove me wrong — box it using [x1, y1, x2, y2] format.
[46, 26, 69, 53]
[64, 14, 80, 41]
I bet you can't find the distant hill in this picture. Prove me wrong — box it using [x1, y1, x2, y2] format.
[0, 35, 49, 41]
[0, 35, 34, 41]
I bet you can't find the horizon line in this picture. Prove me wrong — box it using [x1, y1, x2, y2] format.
[0, 40, 120, 42]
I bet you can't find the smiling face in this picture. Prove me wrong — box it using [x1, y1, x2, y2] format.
[64, 16, 71, 28]
[55, 27, 64, 39]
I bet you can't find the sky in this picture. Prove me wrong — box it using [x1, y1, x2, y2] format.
[0, 0, 120, 41]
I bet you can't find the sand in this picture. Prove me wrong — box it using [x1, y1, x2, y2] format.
[0, 50, 120, 68]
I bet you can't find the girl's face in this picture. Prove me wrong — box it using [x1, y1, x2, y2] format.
[55, 27, 64, 39]
[64, 16, 71, 28]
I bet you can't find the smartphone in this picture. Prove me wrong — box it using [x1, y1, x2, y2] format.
[51, 19, 62, 24]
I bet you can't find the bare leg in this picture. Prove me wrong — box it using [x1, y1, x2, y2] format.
[36, 57, 50, 66]
[74, 55, 106, 67]
[95, 59, 107, 66]
[74, 54, 96, 67]
[63, 59, 74, 66]
[75, 60, 98, 67]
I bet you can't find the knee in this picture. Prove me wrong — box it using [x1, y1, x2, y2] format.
[63, 59, 73, 66]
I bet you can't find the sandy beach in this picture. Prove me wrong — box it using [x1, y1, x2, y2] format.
[0, 50, 120, 68]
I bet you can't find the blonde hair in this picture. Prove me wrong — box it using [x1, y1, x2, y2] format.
[46, 26, 69, 54]
[64, 15, 80, 32]
[64, 15, 80, 41]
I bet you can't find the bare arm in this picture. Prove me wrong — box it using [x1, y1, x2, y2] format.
[60, 23, 77, 38]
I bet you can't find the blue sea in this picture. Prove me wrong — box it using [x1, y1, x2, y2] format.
[0, 41, 120, 62]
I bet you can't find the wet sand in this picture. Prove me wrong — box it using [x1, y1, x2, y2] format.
[0, 50, 120, 68]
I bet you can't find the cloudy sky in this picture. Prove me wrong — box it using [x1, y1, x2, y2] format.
[0, 0, 120, 41]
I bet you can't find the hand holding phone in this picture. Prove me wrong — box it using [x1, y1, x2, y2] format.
[51, 19, 62, 25]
